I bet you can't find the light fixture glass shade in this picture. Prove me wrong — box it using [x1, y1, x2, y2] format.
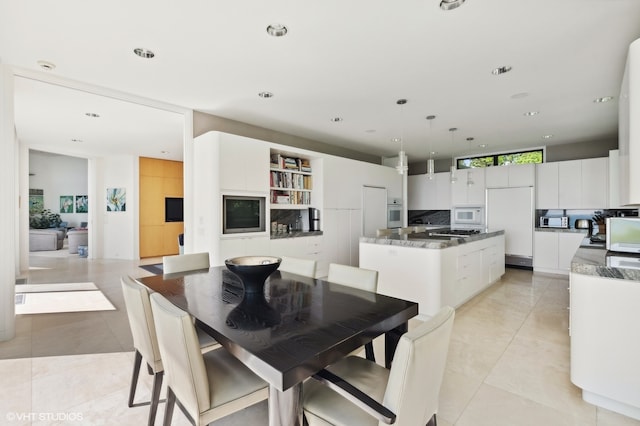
[450, 164, 457, 183]
[427, 158, 435, 179]
[396, 151, 408, 175]
[467, 170, 474, 186]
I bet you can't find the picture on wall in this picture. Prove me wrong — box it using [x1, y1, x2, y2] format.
[75, 195, 88, 213]
[60, 195, 74, 213]
[106, 187, 126, 212]
[29, 189, 44, 214]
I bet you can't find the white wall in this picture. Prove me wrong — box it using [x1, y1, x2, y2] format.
[29, 151, 88, 228]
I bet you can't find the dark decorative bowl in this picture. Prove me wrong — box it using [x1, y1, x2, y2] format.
[224, 256, 282, 294]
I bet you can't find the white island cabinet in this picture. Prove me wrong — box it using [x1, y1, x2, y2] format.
[570, 247, 640, 420]
[359, 232, 504, 317]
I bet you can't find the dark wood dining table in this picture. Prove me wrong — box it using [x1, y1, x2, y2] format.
[136, 266, 418, 426]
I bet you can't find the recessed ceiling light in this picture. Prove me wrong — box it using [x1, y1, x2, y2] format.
[542, 134, 554, 139]
[161, 150, 169, 154]
[266, 24, 288, 37]
[258, 91, 274, 98]
[133, 48, 155, 59]
[426, 115, 437, 120]
[478, 144, 488, 148]
[448, 127, 458, 132]
[37, 60, 56, 71]
[85, 112, 100, 118]
[466, 137, 474, 141]
[330, 117, 343, 122]
[365, 129, 376, 133]
[430, 151, 438, 155]
[594, 96, 614, 103]
[440, 0, 466, 10]
[524, 111, 539, 117]
[71, 138, 83, 143]
[492, 66, 513, 75]
[391, 137, 402, 143]
[511, 92, 529, 99]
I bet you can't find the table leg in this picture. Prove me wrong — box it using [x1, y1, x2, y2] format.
[269, 383, 302, 426]
[384, 321, 408, 369]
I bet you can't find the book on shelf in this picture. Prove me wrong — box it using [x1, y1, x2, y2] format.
[269, 152, 312, 173]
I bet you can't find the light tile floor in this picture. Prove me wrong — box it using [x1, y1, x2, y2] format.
[1, 252, 639, 425]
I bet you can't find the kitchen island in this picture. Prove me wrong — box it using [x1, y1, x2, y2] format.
[570, 247, 640, 420]
[359, 229, 505, 317]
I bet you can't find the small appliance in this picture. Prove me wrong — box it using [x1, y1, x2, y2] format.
[308, 207, 321, 231]
[606, 217, 640, 254]
[539, 216, 569, 229]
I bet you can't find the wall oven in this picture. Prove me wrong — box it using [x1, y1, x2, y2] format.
[452, 206, 485, 229]
[387, 198, 402, 228]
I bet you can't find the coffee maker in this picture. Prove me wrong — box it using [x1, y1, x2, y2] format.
[308, 208, 320, 231]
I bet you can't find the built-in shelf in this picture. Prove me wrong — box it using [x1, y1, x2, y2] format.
[270, 152, 313, 208]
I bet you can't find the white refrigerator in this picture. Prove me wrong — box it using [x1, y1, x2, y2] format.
[486, 186, 534, 268]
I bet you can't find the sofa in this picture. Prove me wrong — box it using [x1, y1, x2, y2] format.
[68, 229, 88, 254]
[29, 228, 66, 251]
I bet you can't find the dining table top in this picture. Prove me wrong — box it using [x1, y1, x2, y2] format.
[136, 266, 418, 392]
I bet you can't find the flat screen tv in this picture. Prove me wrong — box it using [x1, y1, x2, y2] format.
[165, 197, 184, 222]
[222, 195, 266, 234]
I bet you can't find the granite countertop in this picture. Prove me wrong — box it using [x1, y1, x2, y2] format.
[571, 246, 640, 281]
[270, 230, 323, 240]
[535, 227, 589, 234]
[360, 229, 505, 249]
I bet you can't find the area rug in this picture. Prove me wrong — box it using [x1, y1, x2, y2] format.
[139, 263, 163, 275]
[15, 282, 115, 315]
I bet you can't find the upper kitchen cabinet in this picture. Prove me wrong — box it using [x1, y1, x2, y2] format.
[538, 158, 608, 209]
[619, 38, 640, 205]
[451, 168, 485, 205]
[217, 133, 269, 192]
[536, 162, 559, 209]
[485, 163, 535, 188]
[407, 172, 450, 210]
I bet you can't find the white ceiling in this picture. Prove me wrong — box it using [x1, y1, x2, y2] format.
[2, 0, 640, 164]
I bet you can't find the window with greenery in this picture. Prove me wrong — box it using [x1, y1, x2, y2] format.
[457, 149, 543, 169]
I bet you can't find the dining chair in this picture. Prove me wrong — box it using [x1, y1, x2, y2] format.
[302, 306, 455, 426]
[162, 252, 210, 274]
[327, 263, 379, 362]
[376, 228, 393, 238]
[120, 275, 220, 426]
[149, 292, 269, 426]
[398, 227, 413, 236]
[279, 256, 317, 278]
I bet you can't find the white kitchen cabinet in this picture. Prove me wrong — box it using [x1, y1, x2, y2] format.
[618, 39, 640, 206]
[485, 163, 535, 188]
[558, 160, 582, 209]
[269, 235, 325, 278]
[408, 172, 450, 210]
[451, 168, 485, 205]
[218, 133, 269, 192]
[609, 150, 621, 208]
[534, 231, 585, 275]
[536, 162, 559, 209]
[323, 208, 361, 270]
[217, 236, 270, 266]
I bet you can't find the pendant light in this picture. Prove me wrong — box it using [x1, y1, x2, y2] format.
[449, 127, 458, 183]
[466, 137, 474, 186]
[395, 99, 408, 175]
[426, 115, 436, 180]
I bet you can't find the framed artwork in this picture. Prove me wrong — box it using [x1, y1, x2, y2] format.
[29, 189, 44, 214]
[60, 195, 74, 213]
[106, 187, 126, 211]
[75, 195, 88, 213]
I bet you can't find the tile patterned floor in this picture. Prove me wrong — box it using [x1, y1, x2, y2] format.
[1, 253, 639, 425]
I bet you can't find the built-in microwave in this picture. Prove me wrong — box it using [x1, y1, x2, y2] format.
[452, 206, 484, 228]
[606, 217, 640, 254]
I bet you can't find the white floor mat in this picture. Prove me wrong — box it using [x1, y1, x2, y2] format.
[15, 288, 115, 315]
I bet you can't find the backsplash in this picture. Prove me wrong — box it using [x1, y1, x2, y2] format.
[536, 208, 639, 230]
[408, 210, 450, 226]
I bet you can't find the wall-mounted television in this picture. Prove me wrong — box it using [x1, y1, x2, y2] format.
[165, 197, 184, 222]
[222, 195, 266, 234]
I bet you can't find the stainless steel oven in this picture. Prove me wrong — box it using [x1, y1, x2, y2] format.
[387, 198, 402, 228]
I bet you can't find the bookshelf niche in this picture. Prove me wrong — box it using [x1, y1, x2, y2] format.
[270, 151, 313, 208]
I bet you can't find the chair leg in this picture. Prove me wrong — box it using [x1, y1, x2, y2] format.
[364, 342, 376, 362]
[128, 350, 143, 407]
[426, 413, 437, 426]
[147, 363, 154, 375]
[148, 371, 164, 426]
[164, 387, 176, 426]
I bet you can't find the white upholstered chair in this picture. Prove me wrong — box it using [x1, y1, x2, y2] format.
[302, 306, 455, 426]
[375, 228, 393, 238]
[149, 292, 269, 426]
[279, 256, 317, 278]
[120, 276, 219, 426]
[162, 252, 210, 274]
[328, 263, 379, 362]
[398, 227, 414, 236]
